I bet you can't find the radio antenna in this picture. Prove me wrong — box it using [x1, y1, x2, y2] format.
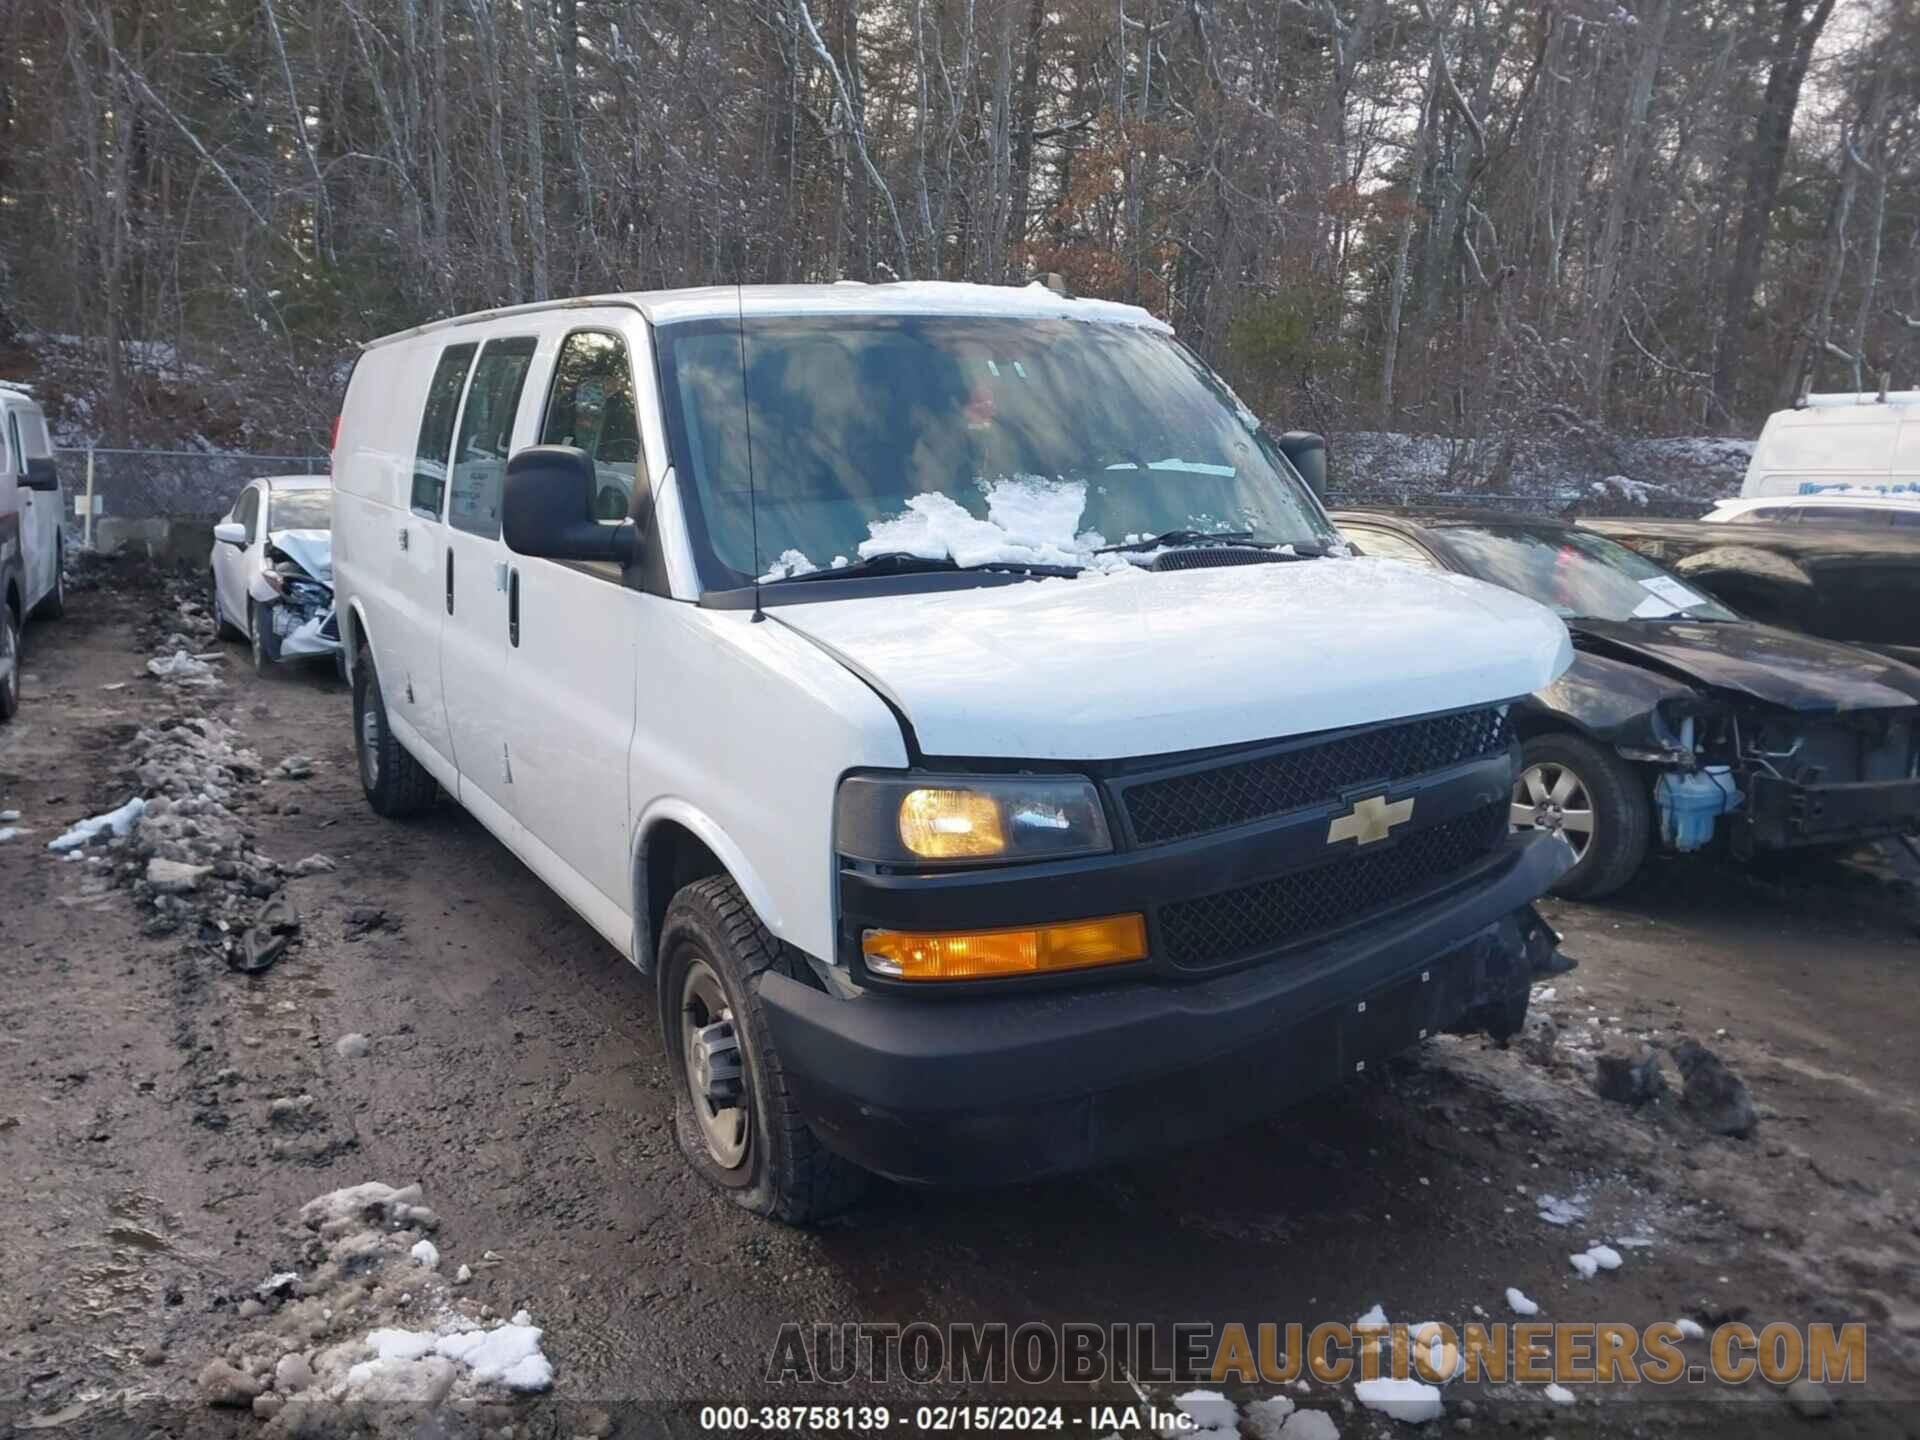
[733, 260, 765, 623]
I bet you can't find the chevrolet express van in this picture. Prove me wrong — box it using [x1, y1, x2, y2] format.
[1732, 389, 1920, 523]
[332, 283, 1574, 1221]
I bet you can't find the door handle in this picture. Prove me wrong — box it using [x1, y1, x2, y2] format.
[399, 527, 410, 551]
[445, 550, 454, 615]
[508, 568, 520, 648]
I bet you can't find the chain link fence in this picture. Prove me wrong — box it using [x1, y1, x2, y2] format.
[55, 448, 329, 551]
[44, 447, 1711, 557]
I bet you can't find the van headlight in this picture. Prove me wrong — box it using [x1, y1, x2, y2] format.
[835, 773, 1113, 865]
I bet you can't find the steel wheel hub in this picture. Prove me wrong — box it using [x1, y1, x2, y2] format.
[679, 958, 749, 1169]
[1512, 762, 1596, 861]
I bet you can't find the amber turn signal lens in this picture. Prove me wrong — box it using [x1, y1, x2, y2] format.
[862, 913, 1148, 981]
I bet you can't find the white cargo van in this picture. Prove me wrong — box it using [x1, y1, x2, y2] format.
[331, 283, 1574, 1221]
[1728, 390, 1920, 524]
[0, 382, 65, 722]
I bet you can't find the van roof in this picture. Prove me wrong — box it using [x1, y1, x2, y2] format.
[359, 281, 1171, 352]
[1796, 390, 1920, 410]
[262, 474, 330, 490]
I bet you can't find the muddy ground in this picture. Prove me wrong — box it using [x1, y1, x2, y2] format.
[2, 561, 1918, 1439]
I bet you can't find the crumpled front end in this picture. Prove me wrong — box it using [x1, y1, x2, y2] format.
[248, 529, 341, 664]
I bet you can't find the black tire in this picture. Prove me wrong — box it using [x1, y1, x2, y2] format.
[1514, 732, 1651, 900]
[0, 602, 19, 723]
[211, 573, 242, 640]
[659, 876, 867, 1224]
[35, 542, 65, 620]
[352, 644, 438, 817]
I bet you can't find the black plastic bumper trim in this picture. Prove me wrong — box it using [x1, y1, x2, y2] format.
[764, 831, 1568, 1184]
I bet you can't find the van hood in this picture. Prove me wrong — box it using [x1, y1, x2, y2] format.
[266, 528, 332, 584]
[772, 558, 1573, 760]
[1571, 618, 1920, 713]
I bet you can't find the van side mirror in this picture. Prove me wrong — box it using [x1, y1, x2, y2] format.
[22, 457, 58, 492]
[503, 446, 638, 565]
[213, 521, 249, 547]
[1277, 432, 1328, 503]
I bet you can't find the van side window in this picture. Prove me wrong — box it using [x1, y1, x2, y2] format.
[413, 343, 477, 518]
[542, 331, 644, 521]
[448, 337, 537, 538]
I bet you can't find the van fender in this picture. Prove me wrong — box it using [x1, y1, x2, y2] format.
[340, 597, 373, 681]
[628, 798, 786, 976]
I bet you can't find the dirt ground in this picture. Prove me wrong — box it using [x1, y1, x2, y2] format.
[3, 562, 1919, 1440]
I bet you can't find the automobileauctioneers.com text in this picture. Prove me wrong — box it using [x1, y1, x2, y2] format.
[762, 1318, 1866, 1389]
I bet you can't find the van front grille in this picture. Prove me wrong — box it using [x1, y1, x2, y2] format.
[1122, 706, 1513, 846]
[1156, 799, 1510, 970]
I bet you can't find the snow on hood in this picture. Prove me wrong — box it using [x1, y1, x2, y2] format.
[267, 528, 333, 584]
[774, 557, 1573, 760]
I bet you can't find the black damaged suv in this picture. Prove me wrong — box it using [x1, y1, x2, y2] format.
[1335, 510, 1920, 897]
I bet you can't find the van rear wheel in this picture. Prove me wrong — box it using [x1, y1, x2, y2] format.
[659, 876, 866, 1224]
[352, 646, 438, 817]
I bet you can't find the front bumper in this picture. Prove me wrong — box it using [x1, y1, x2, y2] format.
[761, 831, 1568, 1185]
[1740, 773, 1920, 851]
[265, 603, 343, 661]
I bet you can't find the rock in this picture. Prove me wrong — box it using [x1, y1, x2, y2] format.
[455, 1263, 473, 1285]
[334, 1032, 371, 1059]
[1673, 1039, 1758, 1137]
[274, 1352, 314, 1393]
[344, 905, 397, 940]
[289, 853, 336, 876]
[1518, 1010, 1558, 1067]
[146, 857, 213, 894]
[197, 1358, 263, 1407]
[237, 1298, 266, 1319]
[277, 756, 316, 780]
[252, 1392, 285, 1421]
[1786, 1378, 1834, 1418]
[1594, 1043, 1667, 1106]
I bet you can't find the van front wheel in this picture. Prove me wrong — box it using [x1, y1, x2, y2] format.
[352, 646, 438, 817]
[659, 876, 867, 1224]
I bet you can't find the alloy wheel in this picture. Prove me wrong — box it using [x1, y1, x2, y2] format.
[1512, 762, 1596, 861]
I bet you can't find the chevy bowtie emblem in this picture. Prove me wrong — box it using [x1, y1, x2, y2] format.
[1328, 794, 1415, 846]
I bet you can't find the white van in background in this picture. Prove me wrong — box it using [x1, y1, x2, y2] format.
[331, 282, 1576, 1221]
[1725, 390, 1920, 526]
[0, 382, 64, 722]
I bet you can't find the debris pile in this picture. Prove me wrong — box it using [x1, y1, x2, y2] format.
[122, 716, 282, 942]
[195, 1182, 556, 1435]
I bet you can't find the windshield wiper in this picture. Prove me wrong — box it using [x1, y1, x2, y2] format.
[1094, 529, 1331, 557]
[1095, 529, 1259, 554]
[773, 551, 1081, 583]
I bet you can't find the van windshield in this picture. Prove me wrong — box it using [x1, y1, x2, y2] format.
[654, 315, 1335, 590]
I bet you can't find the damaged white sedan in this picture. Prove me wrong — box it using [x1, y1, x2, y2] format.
[210, 474, 343, 675]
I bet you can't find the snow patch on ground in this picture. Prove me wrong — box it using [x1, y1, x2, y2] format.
[1354, 1376, 1444, 1423]
[1170, 1389, 1238, 1434]
[1505, 1287, 1540, 1316]
[47, 796, 146, 852]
